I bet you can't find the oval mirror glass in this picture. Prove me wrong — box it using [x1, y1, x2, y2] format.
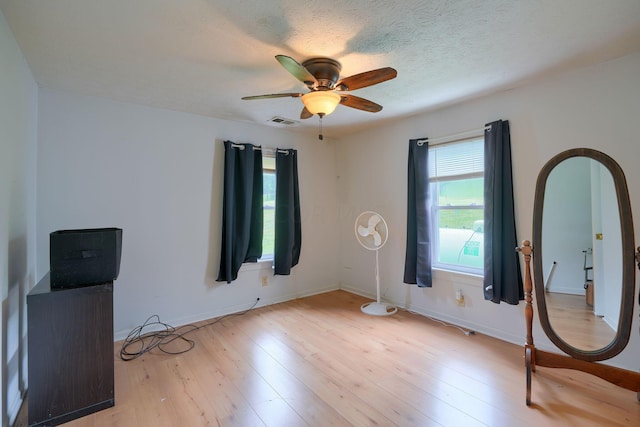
[533, 148, 635, 361]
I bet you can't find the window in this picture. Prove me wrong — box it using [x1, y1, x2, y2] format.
[429, 137, 484, 274]
[261, 156, 276, 260]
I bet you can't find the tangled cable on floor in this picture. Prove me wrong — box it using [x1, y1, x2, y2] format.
[119, 298, 260, 361]
[406, 308, 475, 336]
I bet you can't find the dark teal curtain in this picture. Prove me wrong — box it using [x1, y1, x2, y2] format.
[403, 138, 432, 287]
[217, 141, 263, 283]
[274, 149, 301, 275]
[483, 120, 523, 304]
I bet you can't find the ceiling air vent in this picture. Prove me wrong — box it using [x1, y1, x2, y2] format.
[269, 116, 298, 126]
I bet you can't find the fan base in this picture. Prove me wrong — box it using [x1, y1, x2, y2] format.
[360, 302, 398, 316]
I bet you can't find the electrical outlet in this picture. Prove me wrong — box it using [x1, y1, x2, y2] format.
[261, 275, 268, 287]
[456, 289, 465, 306]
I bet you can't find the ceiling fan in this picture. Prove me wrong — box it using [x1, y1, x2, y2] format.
[242, 55, 397, 138]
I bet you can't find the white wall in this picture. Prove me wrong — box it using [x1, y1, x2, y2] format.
[541, 157, 592, 295]
[36, 90, 340, 339]
[336, 52, 640, 371]
[0, 9, 38, 426]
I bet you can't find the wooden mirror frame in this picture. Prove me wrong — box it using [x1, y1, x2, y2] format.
[520, 148, 640, 406]
[533, 148, 635, 361]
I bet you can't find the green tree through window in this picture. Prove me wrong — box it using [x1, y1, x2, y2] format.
[261, 156, 276, 259]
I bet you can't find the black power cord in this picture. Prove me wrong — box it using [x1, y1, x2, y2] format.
[119, 297, 260, 361]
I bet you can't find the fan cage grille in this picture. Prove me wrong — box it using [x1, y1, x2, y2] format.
[354, 211, 388, 250]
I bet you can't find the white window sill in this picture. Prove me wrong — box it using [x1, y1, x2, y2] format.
[240, 259, 273, 272]
[432, 267, 483, 286]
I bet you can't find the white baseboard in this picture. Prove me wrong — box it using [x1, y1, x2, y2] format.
[114, 283, 341, 341]
[339, 284, 523, 347]
[114, 283, 528, 353]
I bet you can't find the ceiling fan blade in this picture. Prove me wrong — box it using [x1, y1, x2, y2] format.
[300, 106, 313, 119]
[275, 55, 318, 86]
[340, 94, 383, 113]
[242, 93, 303, 100]
[336, 67, 397, 91]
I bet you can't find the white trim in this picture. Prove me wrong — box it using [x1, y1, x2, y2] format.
[113, 284, 341, 341]
[417, 125, 490, 147]
[338, 286, 523, 346]
[239, 259, 273, 272]
[432, 267, 483, 286]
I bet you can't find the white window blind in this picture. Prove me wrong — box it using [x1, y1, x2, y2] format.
[429, 138, 483, 180]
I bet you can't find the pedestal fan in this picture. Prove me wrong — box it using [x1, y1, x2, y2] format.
[354, 211, 398, 316]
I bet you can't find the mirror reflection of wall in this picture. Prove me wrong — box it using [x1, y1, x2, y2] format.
[541, 157, 621, 350]
[542, 157, 592, 295]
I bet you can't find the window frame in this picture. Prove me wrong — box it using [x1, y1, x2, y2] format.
[259, 155, 276, 262]
[428, 137, 484, 276]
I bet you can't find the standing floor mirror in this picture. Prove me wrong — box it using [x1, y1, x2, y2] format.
[518, 148, 640, 405]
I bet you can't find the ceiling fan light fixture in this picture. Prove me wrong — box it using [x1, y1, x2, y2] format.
[301, 91, 341, 116]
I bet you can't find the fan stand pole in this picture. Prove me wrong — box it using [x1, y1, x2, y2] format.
[360, 248, 398, 316]
[375, 248, 381, 303]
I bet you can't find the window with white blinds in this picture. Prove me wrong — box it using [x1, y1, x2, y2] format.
[429, 138, 484, 181]
[429, 137, 485, 275]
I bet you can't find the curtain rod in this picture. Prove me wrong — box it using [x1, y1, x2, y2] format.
[416, 125, 492, 147]
[230, 143, 290, 155]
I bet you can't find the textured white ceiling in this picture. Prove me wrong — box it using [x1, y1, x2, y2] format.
[2, 0, 640, 138]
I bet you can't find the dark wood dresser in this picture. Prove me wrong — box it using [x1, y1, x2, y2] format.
[27, 273, 114, 426]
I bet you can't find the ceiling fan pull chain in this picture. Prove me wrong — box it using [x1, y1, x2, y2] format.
[318, 113, 324, 140]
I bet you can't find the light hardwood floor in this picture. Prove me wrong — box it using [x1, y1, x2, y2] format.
[16, 290, 640, 426]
